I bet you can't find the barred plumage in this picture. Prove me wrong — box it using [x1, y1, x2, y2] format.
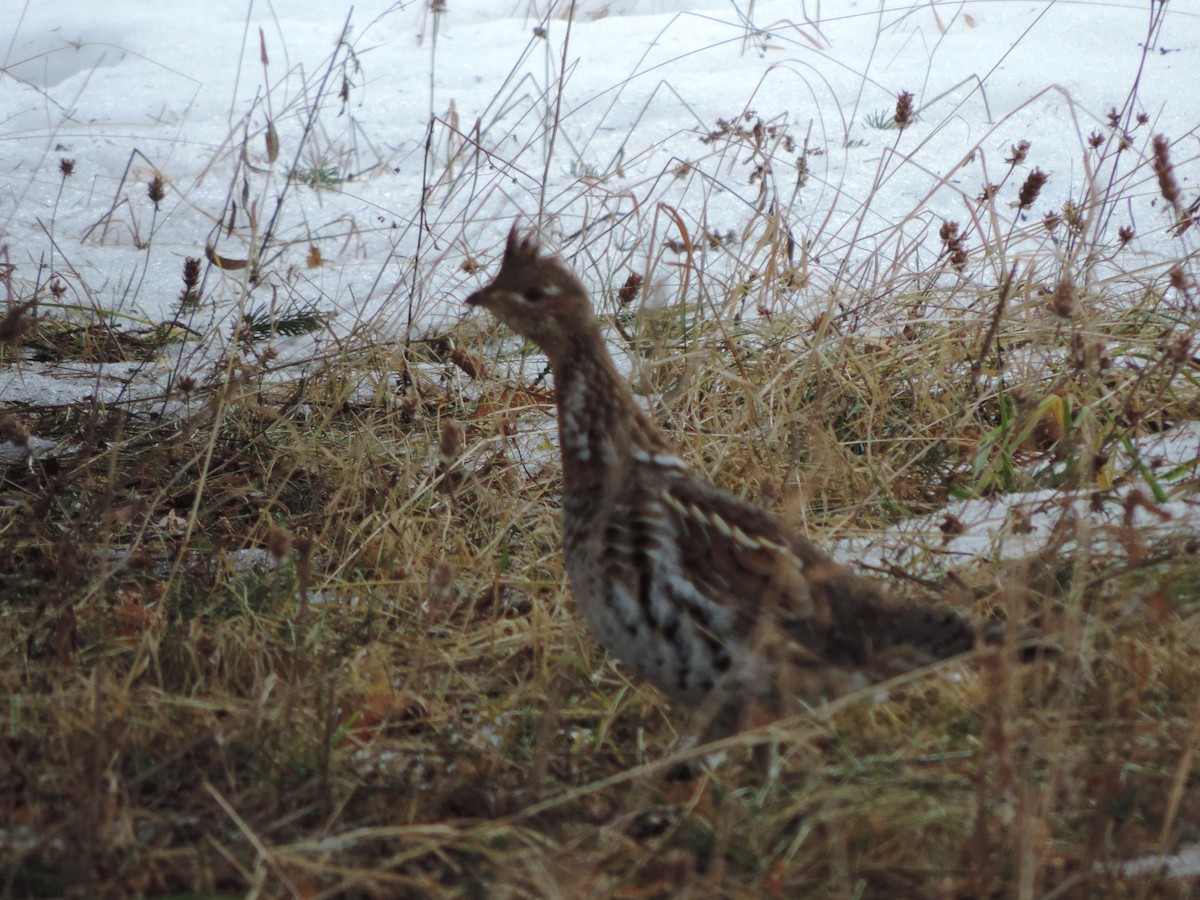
[466, 226, 979, 743]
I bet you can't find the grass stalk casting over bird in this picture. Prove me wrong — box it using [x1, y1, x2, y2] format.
[3, 2, 1200, 896]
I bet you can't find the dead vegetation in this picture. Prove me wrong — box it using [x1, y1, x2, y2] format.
[3, 3, 1200, 897]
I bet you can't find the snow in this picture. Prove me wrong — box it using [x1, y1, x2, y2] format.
[4, 2, 1195, 342]
[2, 4, 1196, 466]
[3, 0, 1198, 520]
[1121, 843, 1200, 878]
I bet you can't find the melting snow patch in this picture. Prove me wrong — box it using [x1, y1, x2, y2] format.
[1119, 844, 1200, 878]
[835, 422, 1200, 571]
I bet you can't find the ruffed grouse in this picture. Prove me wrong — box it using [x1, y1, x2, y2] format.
[466, 226, 980, 743]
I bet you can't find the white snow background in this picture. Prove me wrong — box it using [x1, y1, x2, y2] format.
[4, 1, 1196, 387]
[3, 0, 1200, 879]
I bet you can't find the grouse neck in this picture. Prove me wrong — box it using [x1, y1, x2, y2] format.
[549, 327, 644, 489]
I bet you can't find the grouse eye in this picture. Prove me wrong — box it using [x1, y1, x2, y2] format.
[523, 285, 547, 302]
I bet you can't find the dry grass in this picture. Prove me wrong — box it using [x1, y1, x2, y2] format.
[4, 3, 1200, 897]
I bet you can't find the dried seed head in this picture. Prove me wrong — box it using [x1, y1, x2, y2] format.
[294, 532, 314, 570]
[0, 414, 30, 448]
[1006, 140, 1030, 165]
[940, 515, 966, 540]
[1123, 391, 1142, 427]
[439, 419, 464, 462]
[1136, 112, 1149, 126]
[1050, 277, 1075, 318]
[266, 524, 292, 560]
[182, 256, 201, 289]
[1118, 225, 1134, 246]
[1043, 212, 1061, 232]
[1174, 209, 1196, 238]
[436, 420, 465, 496]
[795, 154, 809, 188]
[49, 279, 66, 298]
[939, 220, 968, 269]
[978, 183, 998, 202]
[59, 158, 75, 177]
[148, 174, 166, 205]
[397, 392, 420, 424]
[1017, 168, 1048, 209]
[1152, 134, 1180, 207]
[1061, 200, 1085, 234]
[894, 91, 915, 130]
[428, 560, 455, 603]
[1069, 332, 1101, 372]
[1168, 265, 1190, 293]
[0, 301, 33, 346]
[1010, 509, 1034, 535]
[1087, 131, 1104, 150]
[617, 272, 644, 306]
[1163, 333, 1192, 365]
[180, 257, 202, 308]
[449, 344, 483, 380]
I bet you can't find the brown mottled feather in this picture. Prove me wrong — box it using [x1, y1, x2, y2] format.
[466, 226, 981, 744]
